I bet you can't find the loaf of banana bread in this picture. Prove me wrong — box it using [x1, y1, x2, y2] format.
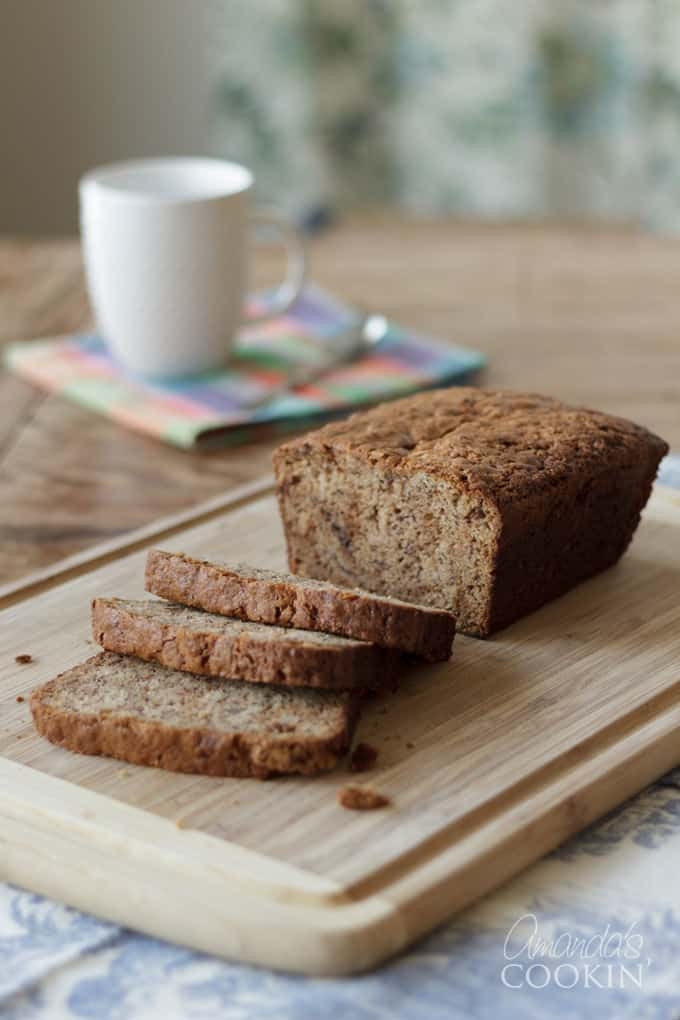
[274, 387, 668, 636]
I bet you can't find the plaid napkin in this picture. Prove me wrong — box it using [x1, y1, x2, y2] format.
[4, 285, 484, 449]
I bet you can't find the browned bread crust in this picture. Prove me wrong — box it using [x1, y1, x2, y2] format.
[145, 551, 455, 662]
[92, 597, 395, 690]
[274, 387, 669, 636]
[30, 652, 359, 778]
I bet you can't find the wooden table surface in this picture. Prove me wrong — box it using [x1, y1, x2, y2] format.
[1, 218, 679, 587]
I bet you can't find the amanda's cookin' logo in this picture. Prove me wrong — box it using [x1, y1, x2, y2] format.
[501, 913, 651, 991]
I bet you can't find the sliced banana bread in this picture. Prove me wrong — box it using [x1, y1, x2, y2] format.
[274, 387, 668, 636]
[145, 551, 455, 662]
[30, 652, 358, 777]
[92, 597, 395, 690]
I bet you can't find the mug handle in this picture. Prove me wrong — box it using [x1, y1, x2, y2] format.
[243, 209, 307, 326]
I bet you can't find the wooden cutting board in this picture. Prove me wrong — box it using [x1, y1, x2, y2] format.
[1, 482, 680, 976]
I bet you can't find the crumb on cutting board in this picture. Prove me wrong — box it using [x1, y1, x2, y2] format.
[338, 785, 390, 811]
[349, 742, 378, 773]
[15, 695, 24, 703]
[15, 654, 33, 665]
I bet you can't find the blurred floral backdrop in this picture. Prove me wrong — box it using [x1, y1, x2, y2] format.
[213, 0, 680, 229]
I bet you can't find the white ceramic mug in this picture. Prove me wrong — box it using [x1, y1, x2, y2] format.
[79, 157, 306, 378]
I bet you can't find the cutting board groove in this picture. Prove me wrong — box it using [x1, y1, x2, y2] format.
[1, 484, 679, 974]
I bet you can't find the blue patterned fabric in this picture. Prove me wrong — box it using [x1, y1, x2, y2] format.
[2, 453, 680, 1019]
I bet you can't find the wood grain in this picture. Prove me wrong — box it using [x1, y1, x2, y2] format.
[1, 220, 679, 588]
[0, 474, 275, 607]
[1, 482, 679, 973]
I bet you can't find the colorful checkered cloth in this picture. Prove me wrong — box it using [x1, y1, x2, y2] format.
[4, 286, 484, 449]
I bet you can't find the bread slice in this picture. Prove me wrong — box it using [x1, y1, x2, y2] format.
[30, 652, 359, 778]
[145, 551, 456, 662]
[92, 597, 395, 690]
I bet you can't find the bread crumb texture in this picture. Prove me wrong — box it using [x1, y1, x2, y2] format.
[30, 652, 359, 778]
[145, 550, 455, 662]
[92, 596, 393, 691]
[338, 785, 391, 810]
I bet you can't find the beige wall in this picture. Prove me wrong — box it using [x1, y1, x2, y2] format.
[1, 0, 216, 235]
